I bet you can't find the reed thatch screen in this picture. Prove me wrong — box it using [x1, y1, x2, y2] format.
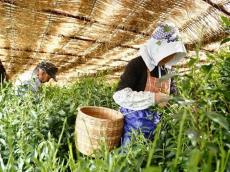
[0, 0, 229, 84]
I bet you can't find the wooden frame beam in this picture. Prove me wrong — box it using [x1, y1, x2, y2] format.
[203, 0, 230, 16]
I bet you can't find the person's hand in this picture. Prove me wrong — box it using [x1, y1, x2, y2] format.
[158, 102, 168, 107]
[155, 92, 170, 104]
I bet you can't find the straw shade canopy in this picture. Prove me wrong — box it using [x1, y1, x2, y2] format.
[0, 0, 229, 84]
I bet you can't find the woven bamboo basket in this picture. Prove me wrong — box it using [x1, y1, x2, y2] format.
[75, 106, 124, 156]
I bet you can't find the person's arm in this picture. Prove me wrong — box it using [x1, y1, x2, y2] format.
[113, 87, 170, 110]
[113, 87, 155, 110]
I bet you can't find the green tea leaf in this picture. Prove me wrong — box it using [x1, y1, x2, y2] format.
[187, 58, 198, 67]
[201, 64, 213, 73]
[187, 149, 202, 172]
[170, 96, 195, 105]
[143, 166, 162, 172]
[221, 38, 230, 45]
[58, 110, 66, 116]
[221, 16, 230, 27]
[206, 112, 229, 130]
[159, 73, 177, 81]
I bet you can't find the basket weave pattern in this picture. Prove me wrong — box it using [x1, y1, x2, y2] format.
[75, 106, 124, 155]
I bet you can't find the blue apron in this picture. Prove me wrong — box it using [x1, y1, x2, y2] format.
[120, 107, 160, 146]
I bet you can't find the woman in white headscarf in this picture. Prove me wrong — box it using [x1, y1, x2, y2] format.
[113, 22, 187, 146]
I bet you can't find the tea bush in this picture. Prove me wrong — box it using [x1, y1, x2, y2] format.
[0, 49, 229, 171]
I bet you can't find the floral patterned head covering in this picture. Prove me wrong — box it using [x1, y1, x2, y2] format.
[139, 22, 187, 71]
[152, 23, 180, 43]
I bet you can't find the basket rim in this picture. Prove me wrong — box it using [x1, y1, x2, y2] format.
[77, 106, 124, 121]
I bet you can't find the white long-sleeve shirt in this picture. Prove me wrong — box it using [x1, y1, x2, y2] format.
[113, 87, 155, 110]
